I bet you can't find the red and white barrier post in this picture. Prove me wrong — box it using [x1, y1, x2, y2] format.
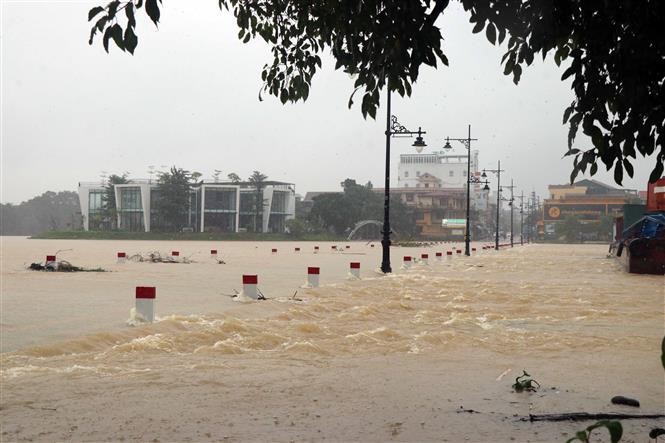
[306, 266, 320, 287]
[45, 255, 57, 268]
[241, 275, 259, 300]
[345, 245, 351, 250]
[171, 251, 180, 258]
[349, 262, 360, 279]
[271, 248, 278, 254]
[436, 252, 443, 261]
[314, 246, 320, 254]
[456, 249, 462, 255]
[210, 249, 218, 258]
[447, 251, 453, 259]
[421, 253, 429, 265]
[135, 286, 156, 322]
[117, 252, 127, 263]
[402, 256, 412, 269]
[294, 247, 300, 252]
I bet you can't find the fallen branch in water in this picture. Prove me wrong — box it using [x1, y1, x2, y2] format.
[524, 412, 665, 422]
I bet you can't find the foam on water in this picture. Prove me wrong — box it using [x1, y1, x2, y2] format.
[2, 244, 663, 382]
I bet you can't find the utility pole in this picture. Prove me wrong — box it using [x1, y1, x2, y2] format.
[502, 180, 516, 247]
[515, 191, 525, 245]
[482, 161, 505, 251]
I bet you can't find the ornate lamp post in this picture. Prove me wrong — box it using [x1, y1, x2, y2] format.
[381, 90, 427, 273]
[482, 161, 505, 250]
[441, 125, 479, 256]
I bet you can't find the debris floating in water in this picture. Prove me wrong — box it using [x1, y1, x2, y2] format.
[28, 260, 106, 272]
[127, 251, 194, 263]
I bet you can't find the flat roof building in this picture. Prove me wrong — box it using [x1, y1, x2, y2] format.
[78, 179, 296, 233]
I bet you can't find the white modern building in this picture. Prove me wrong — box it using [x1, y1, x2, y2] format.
[78, 179, 296, 233]
[397, 150, 479, 189]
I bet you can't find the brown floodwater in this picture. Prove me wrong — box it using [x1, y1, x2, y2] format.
[1, 237, 663, 442]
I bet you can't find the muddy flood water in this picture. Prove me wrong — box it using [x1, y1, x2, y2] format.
[1, 237, 663, 442]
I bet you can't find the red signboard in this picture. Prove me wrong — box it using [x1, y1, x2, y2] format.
[646, 178, 665, 212]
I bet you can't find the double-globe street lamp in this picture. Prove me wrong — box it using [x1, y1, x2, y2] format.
[381, 90, 427, 273]
[441, 125, 488, 256]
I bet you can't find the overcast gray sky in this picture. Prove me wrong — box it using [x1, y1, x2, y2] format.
[1, 0, 655, 204]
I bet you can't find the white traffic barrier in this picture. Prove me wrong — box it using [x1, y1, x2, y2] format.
[402, 256, 412, 269]
[171, 251, 180, 258]
[306, 266, 320, 287]
[135, 286, 156, 322]
[472, 247, 477, 253]
[271, 248, 278, 254]
[210, 249, 218, 258]
[456, 249, 462, 255]
[447, 251, 453, 259]
[241, 275, 259, 300]
[345, 245, 351, 250]
[435, 252, 443, 261]
[294, 247, 300, 252]
[420, 253, 429, 265]
[117, 252, 127, 263]
[314, 246, 320, 253]
[349, 262, 360, 279]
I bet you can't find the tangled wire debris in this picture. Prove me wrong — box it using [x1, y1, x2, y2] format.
[127, 251, 194, 263]
[28, 260, 106, 273]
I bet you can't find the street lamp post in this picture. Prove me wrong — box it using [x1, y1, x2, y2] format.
[482, 161, 504, 250]
[516, 191, 525, 246]
[381, 90, 427, 273]
[441, 125, 479, 256]
[502, 179, 516, 248]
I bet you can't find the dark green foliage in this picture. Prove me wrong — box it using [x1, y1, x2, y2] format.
[88, 0, 664, 184]
[555, 215, 582, 243]
[308, 178, 416, 236]
[0, 191, 82, 236]
[247, 170, 268, 232]
[153, 166, 194, 231]
[102, 173, 129, 229]
[512, 370, 540, 393]
[566, 420, 623, 443]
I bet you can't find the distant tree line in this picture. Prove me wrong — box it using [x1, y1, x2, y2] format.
[287, 179, 417, 239]
[0, 191, 82, 235]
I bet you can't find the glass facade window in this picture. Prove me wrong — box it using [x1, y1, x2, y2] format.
[449, 170, 454, 177]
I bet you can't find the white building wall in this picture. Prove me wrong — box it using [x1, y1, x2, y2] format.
[397, 150, 479, 189]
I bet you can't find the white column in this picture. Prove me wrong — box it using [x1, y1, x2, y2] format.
[200, 185, 206, 233]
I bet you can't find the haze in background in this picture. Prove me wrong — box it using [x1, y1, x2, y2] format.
[1, 1, 654, 204]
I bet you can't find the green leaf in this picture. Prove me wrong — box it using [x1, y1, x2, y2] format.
[590, 162, 598, 176]
[623, 159, 634, 178]
[124, 26, 138, 54]
[563, 106, 574, 124]
[88, 27, 97, 45]
[614, 159, 623, 185]
[88, 6, 104, 21]
[561, 66, 575, 80]
[472, 20, 484, 34]
[649, 160, 664, 184]
[102, 26, 112, 53]
[498, 27, 506, 44]
[107, 1, 119, 20]
[603, 421, 623, 443]
[145, 0, 161, 26]
[125, 4, 136, 29]
[512, 64, 522, 85]
[111, 24, 125, 51]
[486, 23, 496, 45]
